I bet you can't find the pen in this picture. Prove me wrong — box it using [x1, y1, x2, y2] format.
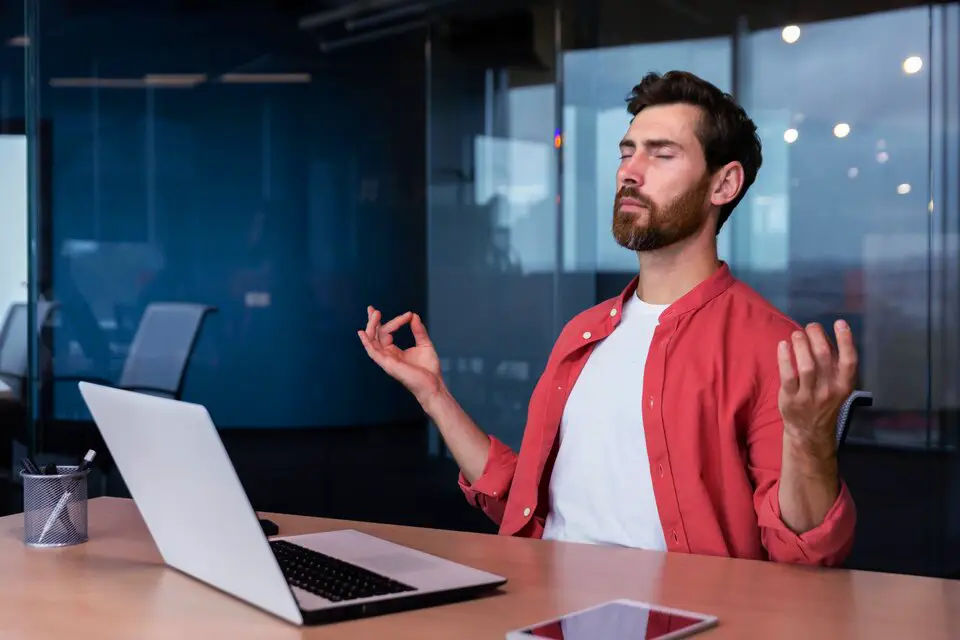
[21, 458, 41, 475]
[37, 450, 96, 544]
[75, 449, 96, 475]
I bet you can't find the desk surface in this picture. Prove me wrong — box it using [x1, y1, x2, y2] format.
[0, 498, 957, 639]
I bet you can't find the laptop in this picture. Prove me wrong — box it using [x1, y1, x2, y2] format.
[77, 382, 507, 626]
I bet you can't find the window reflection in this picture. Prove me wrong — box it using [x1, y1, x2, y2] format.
[561, 5, 959, 448]
[744, 7, 945, 447]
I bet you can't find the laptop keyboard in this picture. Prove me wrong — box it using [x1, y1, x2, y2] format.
[270, 539, 417, 602]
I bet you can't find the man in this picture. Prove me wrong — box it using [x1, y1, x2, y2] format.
[358, 71, 856, 566]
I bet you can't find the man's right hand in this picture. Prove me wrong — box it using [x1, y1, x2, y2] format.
[359, 307, 494, 486]
[358, 306, 443, 406]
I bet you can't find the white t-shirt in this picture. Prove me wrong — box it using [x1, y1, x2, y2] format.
[541, 293, 668, 550]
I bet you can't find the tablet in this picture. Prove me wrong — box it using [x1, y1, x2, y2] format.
[504, 599, 718, 639]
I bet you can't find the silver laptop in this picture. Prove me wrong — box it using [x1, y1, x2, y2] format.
[78, 382, 507, 626]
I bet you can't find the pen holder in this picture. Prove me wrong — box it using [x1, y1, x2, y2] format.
[21, 466, 90, 548]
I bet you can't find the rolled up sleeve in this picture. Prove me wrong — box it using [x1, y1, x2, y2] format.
[747, 378, 857, 567]
[458, 435, 518, 526]
[757, 478, 856, 566]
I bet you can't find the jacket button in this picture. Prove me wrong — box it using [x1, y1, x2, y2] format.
[582, 331, 592, 340]
[523, 507, 531, 517]
[609, 308, 618, 317]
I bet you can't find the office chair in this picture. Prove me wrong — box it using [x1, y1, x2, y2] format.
[837, 390, 874, 448]
[0, 300, 59, 509]
[45, 302, 216, 490]
[55, 302, 217, 400]
[0, 300, 59, 400]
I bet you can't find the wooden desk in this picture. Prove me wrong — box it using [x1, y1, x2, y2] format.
[0, 498, 956, 639]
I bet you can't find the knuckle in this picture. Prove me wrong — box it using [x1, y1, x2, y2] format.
[813, 342, 831, 356]
[797, 362, 815, 376]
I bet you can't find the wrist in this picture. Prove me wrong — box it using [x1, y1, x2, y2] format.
[419, 380, 453, 419]
[782, 429, 838, 478]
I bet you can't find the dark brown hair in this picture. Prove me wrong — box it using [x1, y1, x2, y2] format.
[626, 71, 762, 234]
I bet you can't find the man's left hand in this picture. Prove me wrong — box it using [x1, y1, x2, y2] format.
[777, 320, 859, 460]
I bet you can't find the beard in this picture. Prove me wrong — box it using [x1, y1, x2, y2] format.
[611, 175, 712, 252]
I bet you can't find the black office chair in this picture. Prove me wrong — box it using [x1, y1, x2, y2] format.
[837, 390, 874, 448]
[44, 302, 217, 492]
[55, 302, 217, 400]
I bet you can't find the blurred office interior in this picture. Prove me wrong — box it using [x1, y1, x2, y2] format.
[0, 0, 957, 577]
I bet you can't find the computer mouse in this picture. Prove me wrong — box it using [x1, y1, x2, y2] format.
[259, 518, 279, 537]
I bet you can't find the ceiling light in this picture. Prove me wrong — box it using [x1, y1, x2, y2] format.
[877, 151, 889, 163]
[49, 77, 145, 88]
[847, 167, 859, 179]
[902, 56, 923, 74]
[781, 25, 801, 44]
[897, 183, 911, 195]
[219, 73, 311, 84]
[143, 74, 206, 88]
[783, 128, 799, 143]
[833, 123, 851, 138]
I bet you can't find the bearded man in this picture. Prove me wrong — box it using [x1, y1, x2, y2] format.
[359, 70, 857, 566]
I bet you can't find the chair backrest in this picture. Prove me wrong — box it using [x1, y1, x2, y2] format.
[118, 302, 216, 399]
[0, 300, 59, 381]
[836, 390, 874, 448]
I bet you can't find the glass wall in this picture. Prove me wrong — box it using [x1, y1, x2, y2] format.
[741, 7, 959, 449]
[560, 0, 960, 451]
[0, 3, 29, 501]
[426, 2, 597, 454]
[8, 1, 433, 511]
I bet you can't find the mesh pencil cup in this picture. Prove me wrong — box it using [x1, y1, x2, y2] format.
[21, 465, 90, 548]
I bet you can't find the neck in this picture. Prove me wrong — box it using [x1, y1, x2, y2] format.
[635, 230, 720, 305]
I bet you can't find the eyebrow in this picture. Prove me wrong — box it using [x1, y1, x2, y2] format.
[619, 138, 683, 152]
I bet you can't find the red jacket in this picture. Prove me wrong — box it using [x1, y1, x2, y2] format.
[459, 263, 855, 565]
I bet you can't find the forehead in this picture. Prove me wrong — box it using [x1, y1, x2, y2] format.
[625, 103, 703, 146]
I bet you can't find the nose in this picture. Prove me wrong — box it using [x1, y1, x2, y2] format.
[618, 154, 647, 187]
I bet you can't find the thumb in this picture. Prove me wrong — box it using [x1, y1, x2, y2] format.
[411, 313, 432, 346]
[360, 331, 417, 382]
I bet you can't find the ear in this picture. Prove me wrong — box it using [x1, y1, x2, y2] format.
[710, 161, 745, 208]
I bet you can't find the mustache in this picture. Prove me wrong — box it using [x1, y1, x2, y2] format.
[616, 187, 653, 208]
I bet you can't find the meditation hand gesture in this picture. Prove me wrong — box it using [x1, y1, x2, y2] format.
[358, 306, 444, 406]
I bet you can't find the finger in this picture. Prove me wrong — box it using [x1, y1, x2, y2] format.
[359, 331, 411, 381]
[358, 330, 390, 370]
[805, 323, 834, 382]
[791, 331, 816, 395]
[411, 313, 432, 347]
[379, 312, 414, 347]
[777, 340, 799, 394]
[834, 319, 858, 391]
[365, 308, 381, 341]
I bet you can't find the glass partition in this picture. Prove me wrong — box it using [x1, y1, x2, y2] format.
[15, 1, 431, 512]
[560, 0, 959, 450]
[425, 3, 597, 455]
